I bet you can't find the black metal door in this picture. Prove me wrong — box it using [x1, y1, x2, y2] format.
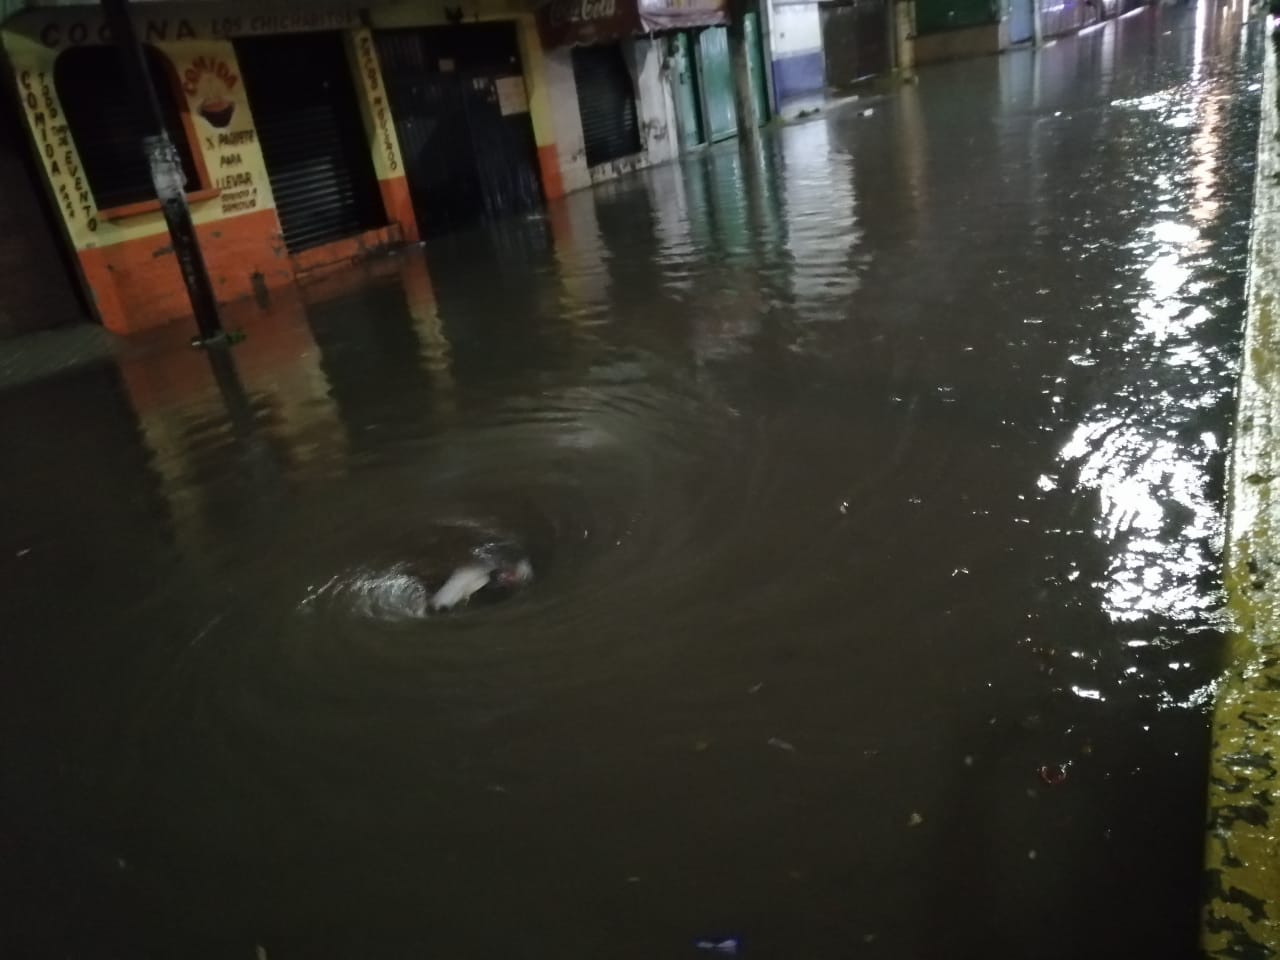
[375, 25, 544, 237]
[572, 44, 642, 167]
[820, 0, 891, 89]
[234, 33, 386, 253]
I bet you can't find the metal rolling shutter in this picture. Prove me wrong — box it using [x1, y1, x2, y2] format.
[234, 34, 385, 253]
[571, 45, 641, 168]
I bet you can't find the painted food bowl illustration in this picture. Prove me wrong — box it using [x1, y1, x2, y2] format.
[199, 97, 235, 128]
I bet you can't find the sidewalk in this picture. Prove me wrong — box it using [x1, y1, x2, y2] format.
[0, 323, 114, 392]
[1204, 29, 1280, 960]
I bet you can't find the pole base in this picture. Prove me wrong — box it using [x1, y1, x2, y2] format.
[190, 329, 245, 349]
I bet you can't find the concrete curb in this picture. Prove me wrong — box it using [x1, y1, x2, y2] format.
[1204, 29, 1280, 960]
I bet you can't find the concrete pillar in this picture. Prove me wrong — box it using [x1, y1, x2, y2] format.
[727, 0, 760, 146]
[893, 0, 917, 75]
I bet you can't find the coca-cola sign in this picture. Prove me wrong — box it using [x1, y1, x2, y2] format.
[546, 0, 619, 25]
[539, 0, 639, 46]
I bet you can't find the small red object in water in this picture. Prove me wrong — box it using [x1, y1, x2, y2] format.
[1039, 763, 1068, 785]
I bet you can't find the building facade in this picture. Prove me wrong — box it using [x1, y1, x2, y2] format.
[768, 1, 826, 112]
[0, 0, 564, 334]
[536, 0, 771, 192]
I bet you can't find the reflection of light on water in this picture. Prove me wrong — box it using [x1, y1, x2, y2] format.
[1194, 0, 1208, 81]
[1058, 59, 1231, 626]
[1158, 677, 1220, 711]
[1061, 418, 1221, 622]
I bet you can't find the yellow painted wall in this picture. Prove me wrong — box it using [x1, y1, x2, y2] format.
[1, 13, 279, 252]
[344, 26, 406, 181]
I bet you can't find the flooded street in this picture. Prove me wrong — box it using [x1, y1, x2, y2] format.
[0, 5, 1263, 958]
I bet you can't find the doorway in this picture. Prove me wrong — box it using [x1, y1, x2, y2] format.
[571, 43, 644, 167]
[234, 33, 387, 254]
[1009, 0, 1036, 44]
[819, 0, 892, 89]
[376, 24, 544, 236]
[696, 27, 737, 143]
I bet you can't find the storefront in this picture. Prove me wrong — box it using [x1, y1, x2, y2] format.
[234, 31, 387, 254]
[374, 22, 545, 237]
[0, 1, 564, 335]
[819, 0, 891, 89]
[537, 0, 731, 187]
[571, 41, 643, 166]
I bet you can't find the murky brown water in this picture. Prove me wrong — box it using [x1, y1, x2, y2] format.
[0, 6, 1264, 958]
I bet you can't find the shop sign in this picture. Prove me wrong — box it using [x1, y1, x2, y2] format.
[637, 0, 728, 32]
[537, 0, 728, 47]
[538, 0, 641, 48]
[29, 7, 359, 51]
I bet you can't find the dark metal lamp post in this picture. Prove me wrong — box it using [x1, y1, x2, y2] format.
[100, 0, 226, 346]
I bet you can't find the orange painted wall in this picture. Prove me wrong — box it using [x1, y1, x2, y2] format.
[537, 144, 565, 201]
[378, 176, 418, 243]
[76, 208, 291, 335]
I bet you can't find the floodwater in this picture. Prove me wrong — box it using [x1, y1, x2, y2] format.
[0, 6, 1263, 958]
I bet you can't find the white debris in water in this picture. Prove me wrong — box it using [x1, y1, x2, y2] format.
[908, 812, 924, 827]
[430, 564, 495, 611]
[1028, 849, 1038, 861]
[747, 682, 764, 695]
[767, 737, 797, 753]
[963, 755, 975, 767]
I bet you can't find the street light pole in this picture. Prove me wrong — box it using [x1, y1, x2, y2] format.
[100, 0, 224, 346]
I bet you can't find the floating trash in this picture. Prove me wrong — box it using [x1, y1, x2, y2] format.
[695, 937, 740, 954]
[1038, 763, 1069, 786]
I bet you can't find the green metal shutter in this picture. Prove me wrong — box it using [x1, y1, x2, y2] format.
[696, 27, 737, 143]
[571, 44, 642, 168]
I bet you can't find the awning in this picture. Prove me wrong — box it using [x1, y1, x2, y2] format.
[537, 0, 728, 49]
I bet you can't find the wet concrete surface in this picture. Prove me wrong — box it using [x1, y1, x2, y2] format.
[0, 6, 1263, 958]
